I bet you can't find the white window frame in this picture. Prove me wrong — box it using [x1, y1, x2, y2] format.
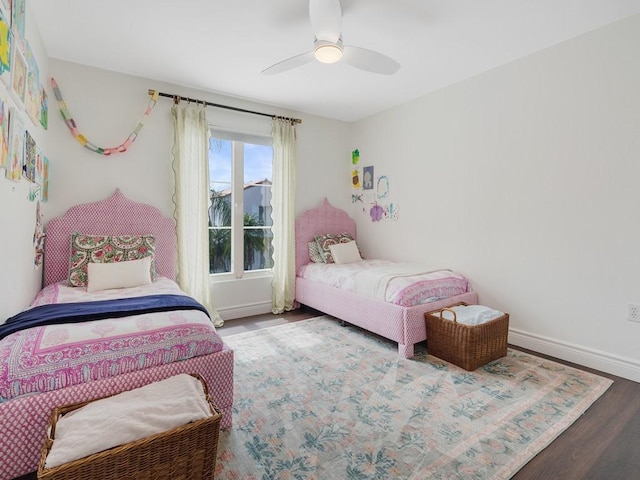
[209, 128, 273, 281]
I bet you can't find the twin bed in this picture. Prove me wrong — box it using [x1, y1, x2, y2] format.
[295, 198, 478, 358]
[0, 190, 234, 480]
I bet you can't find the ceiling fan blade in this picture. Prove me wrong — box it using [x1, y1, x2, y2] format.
[342, 45, 401, 75]
[309, 0, 342, 43]
[262, 51, 315, 75]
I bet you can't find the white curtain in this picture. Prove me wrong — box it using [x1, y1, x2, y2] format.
[171, 103, 223, 327]
[271, 118, 297, 314]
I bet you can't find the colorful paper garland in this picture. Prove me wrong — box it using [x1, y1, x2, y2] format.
[51, 77, 159, 155]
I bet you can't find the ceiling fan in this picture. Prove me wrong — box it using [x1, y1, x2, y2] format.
[262, 0, 400, 75]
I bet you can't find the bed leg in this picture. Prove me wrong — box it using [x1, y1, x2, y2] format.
[398, 343, 414, 359]
[341, 320, 346, 327]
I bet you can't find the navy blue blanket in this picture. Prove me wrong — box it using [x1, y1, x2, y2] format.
[0, 294, 210, 341]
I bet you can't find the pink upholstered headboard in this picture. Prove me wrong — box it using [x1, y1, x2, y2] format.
[295, 198, 356, 274]
[44, 189, 177, 286]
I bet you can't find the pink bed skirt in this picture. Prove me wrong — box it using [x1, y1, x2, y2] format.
[296, 277, 479, 358]
[0, 345, 234, 480]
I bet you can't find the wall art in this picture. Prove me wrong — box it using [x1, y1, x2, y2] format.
[25, 41, 41, 125]
[351, 168, 361, 188]
[9, 41, 26, 107]
[377, 175, 390, 199]
[370, 203, 384, 222]
[40, 155, 49, 201]
[386, 202, 399, 221]
[12, 0, 25, 44]
[6, 107, 24, 181]
[39, 85, 48, 129]
[0, 93, 8, 170]
[34, 200, 45, 267]
[362, 166, 374, 190]
[52, 77, 158, 155]
[0, 11, 10, 87]
[23, 129, 35, 181]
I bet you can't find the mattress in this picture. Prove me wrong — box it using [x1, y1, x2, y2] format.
[298, 259, 470, 307]
[0, 278, 224, 401]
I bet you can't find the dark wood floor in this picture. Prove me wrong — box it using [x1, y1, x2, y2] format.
[15, 309, 640, 480]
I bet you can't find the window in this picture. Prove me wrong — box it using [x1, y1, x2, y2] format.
[208, 132, 274, 276]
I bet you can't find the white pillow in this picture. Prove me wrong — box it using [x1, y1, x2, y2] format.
[328, 241, 362, 265]
[87, 257, 153, 292]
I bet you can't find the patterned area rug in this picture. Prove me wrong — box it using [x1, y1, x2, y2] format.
[215, 316, 612, 479]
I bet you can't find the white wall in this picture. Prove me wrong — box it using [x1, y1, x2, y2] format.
[351, 14, 640, 381]
[0, 7, 49, 320]
[42, 59, 350, 319]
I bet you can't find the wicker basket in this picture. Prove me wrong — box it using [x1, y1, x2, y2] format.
[37, 374, 222, 480]
[424, 303, 509, 371]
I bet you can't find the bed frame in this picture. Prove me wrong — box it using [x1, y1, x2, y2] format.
[0, 189, 234, 480]
[295, 198, 478, 358]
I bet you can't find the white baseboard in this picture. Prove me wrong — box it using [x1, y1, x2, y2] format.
[216, 301, 273, 321]
[509, 328, 640, 383]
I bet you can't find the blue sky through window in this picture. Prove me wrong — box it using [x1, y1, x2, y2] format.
[209, 138, 272, 188]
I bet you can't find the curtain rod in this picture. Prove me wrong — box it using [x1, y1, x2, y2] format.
[148, 89, 302, 124]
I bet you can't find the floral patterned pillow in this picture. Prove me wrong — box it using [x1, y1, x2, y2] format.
[308, 241, 325, 263]
[68, 233, 157, 287]
[314, 233, 354, 264]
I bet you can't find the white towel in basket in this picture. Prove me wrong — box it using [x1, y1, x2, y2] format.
[441, 305, 504, 326]
[45, 374, 212, 468]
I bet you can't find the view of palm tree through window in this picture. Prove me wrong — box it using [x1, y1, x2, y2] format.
[208, 137, 274, 274]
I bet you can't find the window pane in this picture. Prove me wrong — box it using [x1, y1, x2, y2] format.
[209, 193, 231, 227]
[209, 227, 231, 274]
[243, 227, 273, 271]
[244, 143, 272, 183]
[243, 143, 274, 263]
[209, 138, 232, 184]
[209, 138, 232, 228]
[244, 184, 273, 227]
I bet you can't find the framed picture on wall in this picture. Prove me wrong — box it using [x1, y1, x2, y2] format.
[24, 42, 40, 125]
[24, 129, 35, 182]
[40, 85, 48, 129]
[6, 107, 24, 181]
[9, 41, 25, 106]
[0, 11, 10, 87]
[362, 166, 374, 190]
[41, 155, 49, 202]
[12, 0, 25, 44]
[0, 93, 8, 170]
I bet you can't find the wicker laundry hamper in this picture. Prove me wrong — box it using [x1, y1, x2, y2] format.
[425, 303, 509, 371]
[37, 373, 222, 480]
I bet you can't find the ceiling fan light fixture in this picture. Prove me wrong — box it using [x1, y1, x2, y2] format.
[314, 40, 343, 63]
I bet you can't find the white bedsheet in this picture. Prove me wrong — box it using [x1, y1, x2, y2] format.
[299, 259, 469, 306]
[353, 263, 445, 301]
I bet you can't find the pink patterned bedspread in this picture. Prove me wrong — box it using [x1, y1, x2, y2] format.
[0, 278, 224, 401]
[298, 260, 470, 307]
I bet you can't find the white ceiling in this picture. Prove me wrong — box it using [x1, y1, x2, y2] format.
[30, 0, 640, 123]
